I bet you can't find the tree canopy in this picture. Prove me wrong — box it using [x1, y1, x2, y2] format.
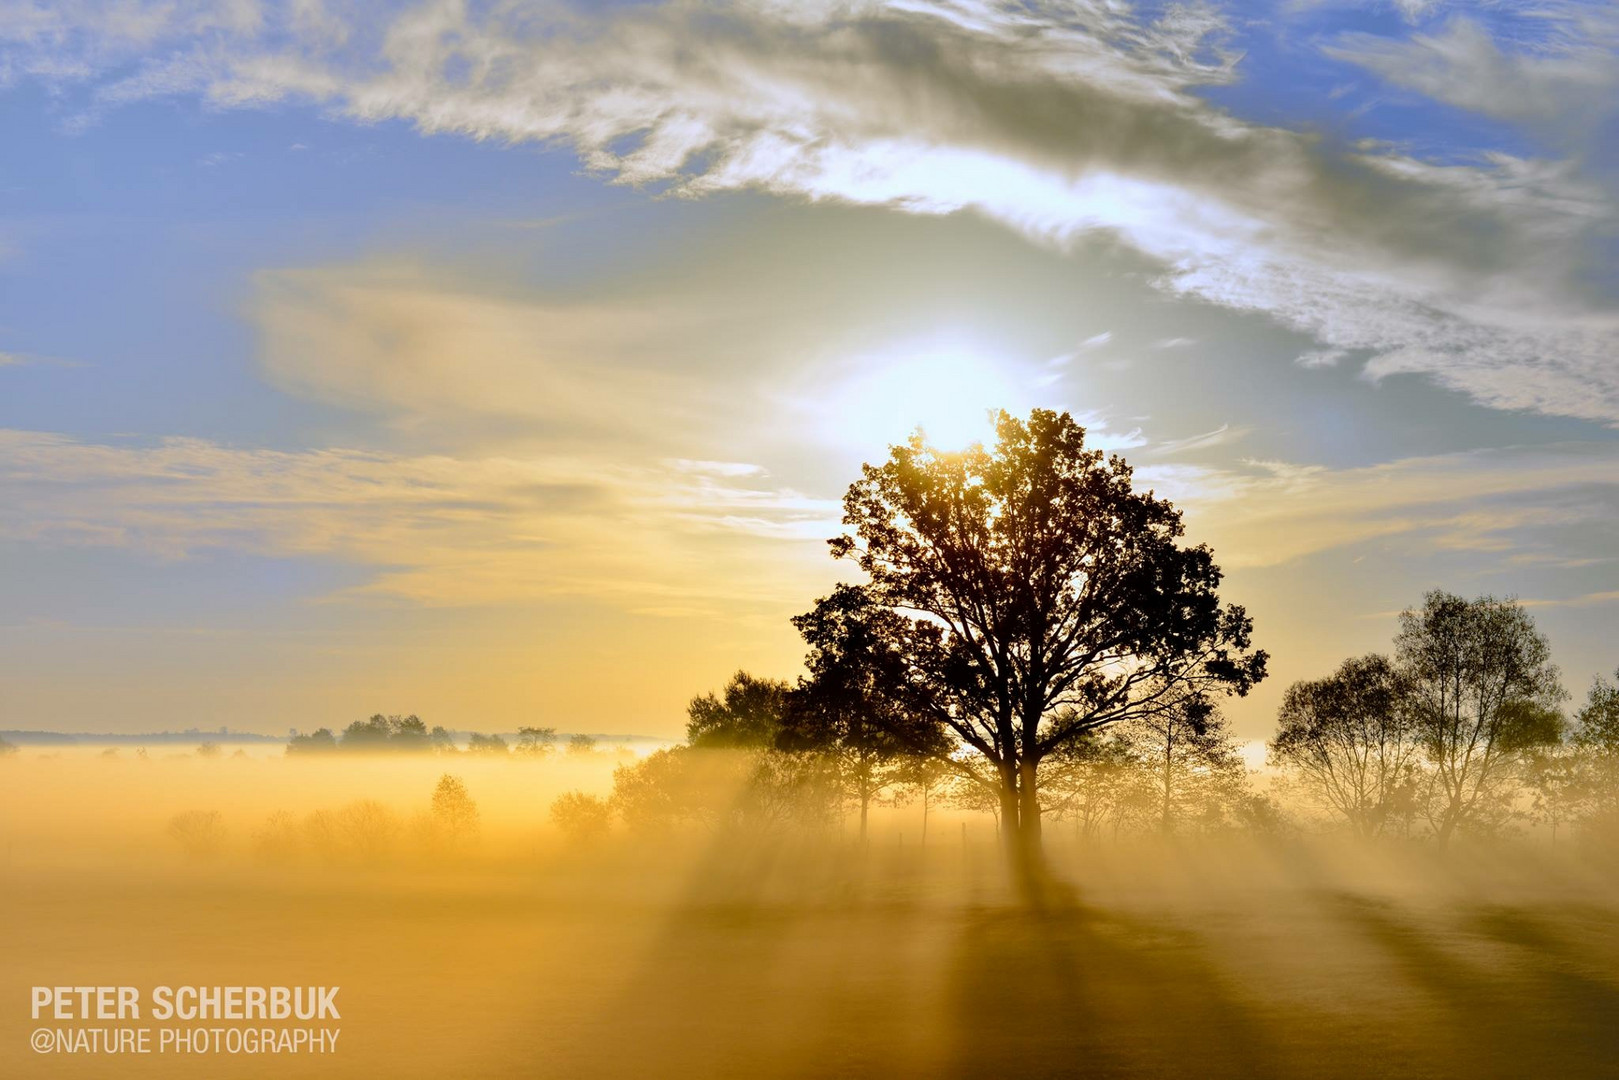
[1396, 590, 1565, 845]
[818, 408, 1266, 869]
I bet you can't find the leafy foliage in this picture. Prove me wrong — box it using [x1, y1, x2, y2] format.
[818, 408, 1266, 858]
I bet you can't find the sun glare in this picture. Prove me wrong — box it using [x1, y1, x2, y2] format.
[822, 346, 1025, 454]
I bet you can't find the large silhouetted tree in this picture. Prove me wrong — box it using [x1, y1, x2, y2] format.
[1396, 591, 1565, 847]
[1268, 654, 1421, 838]
[821, 408, 1266, 875]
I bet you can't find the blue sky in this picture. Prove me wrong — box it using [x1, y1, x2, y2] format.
[1, 0, 1616, 736]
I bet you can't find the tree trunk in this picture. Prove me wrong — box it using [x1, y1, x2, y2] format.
[1018, 759, 1042, 850]
[998, 763, 1022, 859]
[1435, 799, 1459, 851]
[1160, 742, 1175, 834]
[859, 791, 869, 846]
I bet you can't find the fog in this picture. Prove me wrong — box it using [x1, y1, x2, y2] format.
[5, 746, 1619, 1079]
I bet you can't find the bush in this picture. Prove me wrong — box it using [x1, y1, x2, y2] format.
[301, 801, 401, 863]
[167, 810, 226, 860]
[251, 811, 303, 864]
[550, 791, 612, 844]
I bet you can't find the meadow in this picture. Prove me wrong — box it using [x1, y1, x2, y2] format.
[6, 746, 1619, 1079]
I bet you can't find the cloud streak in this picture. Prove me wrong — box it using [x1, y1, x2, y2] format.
[0, 429, 839, 609]
[1143, 442, 1619, 570]
[5, 0, 1617, 423]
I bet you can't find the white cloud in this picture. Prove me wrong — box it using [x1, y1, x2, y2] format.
[4, 0, 1618, 424]
[1328, 13, 1619, 132]
[1150, 423, 1248, 456]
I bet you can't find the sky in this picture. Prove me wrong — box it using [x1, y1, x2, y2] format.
[0, 0, 1616, 739]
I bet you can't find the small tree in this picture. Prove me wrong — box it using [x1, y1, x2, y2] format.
[1397, 592, 1565, 847]
[251, 811, 302, 864]
[785, 586, 945, 843]
[167, 810, 226, 860]
[1040, 728, 1139, 841]
[430, 774, 480, 847]
[1569, 670, 1619, 841]
[340, 714, 398, 750]
[515, 726, 559, 756]
[0, 734, 20, 756]
[686, 672, 790, 749]
[1268, 654, 1421, 838]
[565, 734, 598, 756]
[896, 754, 955, 846]
[550, 791, 612, 844]
[1571, 670, 1619, 759]
[333, 799, 400, 861]
[466, 732, 510, 756]
[1525, 747, 1589, 845]
[196, 741, 222, 759]
[287, 728, 338, 755]
[1118, 693, 1248, 835]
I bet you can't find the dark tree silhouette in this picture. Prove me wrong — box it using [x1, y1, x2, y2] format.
[332, 713, 454, 752]
[822, 408, 1266, 874]
[1269, 654, 1421, 838]
[286, 728, 338, 754]
[686, 671, 791, 749]
[516, 726, 559, 756]
[1566, 669, 1619, 837]
[466, 732, 510, 755]
[785, 585, 947, 843]
[1572, 669, 1619, 756]
[1396, 591, 1565, 847]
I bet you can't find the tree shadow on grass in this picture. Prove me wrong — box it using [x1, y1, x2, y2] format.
[942, 897, 1283, 1080]
[1328, 893, 1619, 1080]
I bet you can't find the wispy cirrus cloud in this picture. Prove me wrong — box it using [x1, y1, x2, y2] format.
[2, 0, 1616, 426]
[1327, 10, 1619, 135]
[3, 425, 1612, 616]
[0, 428, 839, 609]
[1142, 442, 1619, 570]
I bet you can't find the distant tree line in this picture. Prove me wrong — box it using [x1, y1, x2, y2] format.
[286, 716, 601, 758]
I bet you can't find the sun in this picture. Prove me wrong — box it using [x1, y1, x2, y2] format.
[820, 344, 1025, 454]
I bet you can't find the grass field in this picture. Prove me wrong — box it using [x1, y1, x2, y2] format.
[5, 750, 1619, 1079]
